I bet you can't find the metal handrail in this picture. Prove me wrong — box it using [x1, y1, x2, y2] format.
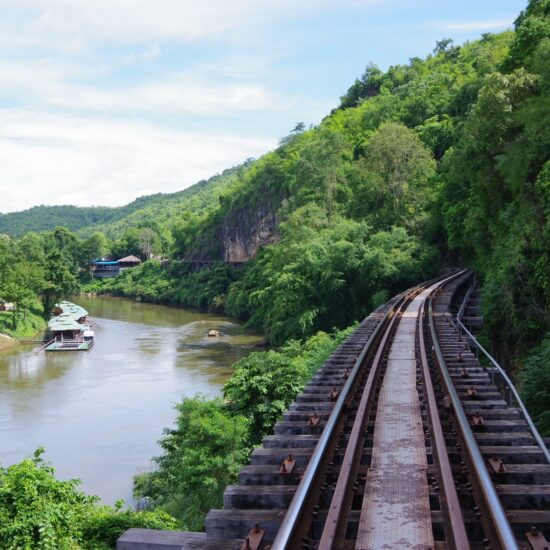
[429, 284, 518, 550]
[457, 285, 473, 321]
[456, 287, 550, 464]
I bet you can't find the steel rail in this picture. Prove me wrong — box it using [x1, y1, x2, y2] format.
[270, 292, 406, 550]
[456, 286, 550, 464]
[317, 288, 416, 548]
[271, 272, 458, 550]
[428, 281, 519, 550]
[419, 278, 470, 550]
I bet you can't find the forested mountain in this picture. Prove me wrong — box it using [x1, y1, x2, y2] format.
[91, 0, 549, 414]
[0, 164, 247, 238]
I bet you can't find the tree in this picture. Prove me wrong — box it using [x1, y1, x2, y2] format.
[2, 262, 43, 329]
[81, 232, 108, 263]
[41, 250, 78, 316]
[357, 122, 436, 229]
[112, 228, 161, 260]
[433, 38, 454, 54]
[224, 352, 308, 442]
[521, 336, 550, 435]
[135, 397, 249, 530]
[294, 130, 348, 221]
[138, 228, 159, 260]
[17, 232, 46, 265]
[340, 63, 383, 108]
[0, 448, 177, 549]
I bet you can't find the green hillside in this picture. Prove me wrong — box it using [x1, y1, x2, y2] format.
[0, 163, 249, 238]
[0, 204, 120, 236]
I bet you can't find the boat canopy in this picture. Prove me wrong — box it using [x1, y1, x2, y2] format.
[49, 301, 89, 332]
[55, 301, 88, 319]
[48, 316, 83, 332]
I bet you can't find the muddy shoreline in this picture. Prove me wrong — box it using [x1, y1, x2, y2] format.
[0, 334, 18, 352]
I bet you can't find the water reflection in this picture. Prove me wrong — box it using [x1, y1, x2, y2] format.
[0, 296, 262, 504]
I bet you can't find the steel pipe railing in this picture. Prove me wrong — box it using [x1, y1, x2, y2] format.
[456, 286, 550, 464]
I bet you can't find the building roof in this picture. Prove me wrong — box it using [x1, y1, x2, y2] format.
[55, 301, 88, 319]
[49, 301, 89, 332]
[118, 255, 142, 263]
[92, 260, 119, 266]
[48, 315, 83, 332]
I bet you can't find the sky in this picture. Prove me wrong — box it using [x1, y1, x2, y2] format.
[0, 0, 527, 213]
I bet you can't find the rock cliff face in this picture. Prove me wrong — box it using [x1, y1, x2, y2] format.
[186, 181, 286, 263]
[220, 204, 279, 262]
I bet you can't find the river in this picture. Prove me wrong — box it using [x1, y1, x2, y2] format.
[0, 296, 262, 504]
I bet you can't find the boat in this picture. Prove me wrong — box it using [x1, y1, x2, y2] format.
[45, 301, 95, 351]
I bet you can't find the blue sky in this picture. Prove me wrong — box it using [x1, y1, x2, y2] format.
[0, 0, 526, 213]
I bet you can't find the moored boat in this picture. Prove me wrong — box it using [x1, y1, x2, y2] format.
[45, 301, 95, 351]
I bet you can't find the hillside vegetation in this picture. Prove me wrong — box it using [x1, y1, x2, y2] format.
[0, 164, 247, 239]
[2, 0, 548, 414]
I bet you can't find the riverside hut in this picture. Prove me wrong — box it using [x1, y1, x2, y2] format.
[118, 255, 142, 269]
[90, 260, 120, 278]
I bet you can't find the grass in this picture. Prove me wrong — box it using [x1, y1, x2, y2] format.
[0, 303, 47, 340]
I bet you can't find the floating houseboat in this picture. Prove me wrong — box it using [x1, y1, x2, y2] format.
[45, 301, 95, 351]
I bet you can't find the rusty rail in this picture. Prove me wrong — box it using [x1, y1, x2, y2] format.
[270, 290, 411, 549]
[317, 288, 418, 548]
[428, 282, 519, 550]
[271, 272, 462, 550]
[419, 277, 470, 550]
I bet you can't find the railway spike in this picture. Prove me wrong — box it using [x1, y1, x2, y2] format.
[241, 524, 264, 550]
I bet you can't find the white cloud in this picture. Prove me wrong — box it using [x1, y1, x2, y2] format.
[428, 19, 514, 32]
[48, 77, 292, 116]
[0, 0, 382, 49]
[142, 45, 161, 61]
[0, 110, 277, 212]
[0, 56, 291, 116]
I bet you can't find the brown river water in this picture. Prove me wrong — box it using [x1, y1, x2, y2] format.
[0, 296, 262, 504]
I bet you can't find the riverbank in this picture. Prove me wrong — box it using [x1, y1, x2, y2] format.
[81, 260, 242, 316]
[0, 333, 17, 352]
[133, 326, 355, 530]
[0, 306, 46, 348]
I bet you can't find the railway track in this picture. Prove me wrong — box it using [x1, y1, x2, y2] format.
[119, 271, 550, 550]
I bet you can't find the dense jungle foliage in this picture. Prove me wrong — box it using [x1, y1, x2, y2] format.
[85, 0, 550, 374]
[1, 1, 550, 544]
[0, 449, 177, 549]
